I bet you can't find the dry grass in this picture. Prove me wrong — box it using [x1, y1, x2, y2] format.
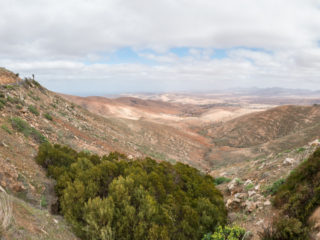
[0, 186, 12, 233]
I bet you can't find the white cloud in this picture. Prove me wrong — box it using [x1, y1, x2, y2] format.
[0, 0, 320, 94]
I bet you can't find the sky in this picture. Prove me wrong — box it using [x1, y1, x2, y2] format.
[1, 0, 320, 95]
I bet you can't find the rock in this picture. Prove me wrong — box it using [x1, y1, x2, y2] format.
[227, 178, 241, 193]
[255, 184, 260, 190]
[309, 139, 320, 146]
[234, 198, 241, 203]
[283, 158, 295, 165]
[252, 194, 264, 201]
[248, 190, 256, 197]
[244, 179, 253, 186]
[255, 219, 265, 226]
[12, 182, 25, 192]
[226, 198, 241, 210]
[234, 192, 247, 199]
[258, 163, 265, 170]
[245, 200, 257, 212]
[264, 200, 272, 206]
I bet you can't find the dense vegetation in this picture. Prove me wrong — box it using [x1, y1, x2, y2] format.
[36, 143, 227, 240]
[260, 148, 320, 240]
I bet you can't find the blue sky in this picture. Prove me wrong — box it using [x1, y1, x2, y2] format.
[1, 0, 320, 95]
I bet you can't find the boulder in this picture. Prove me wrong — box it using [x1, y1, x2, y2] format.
[227, 178, 241, 193]
[244, 179, 253, 186]
[283, 158, 295, 165]
[234, 192, 247, 199]
[248, 190, 256, 197]
[245, 200, 257, 212]
[264, 200, 272, 206]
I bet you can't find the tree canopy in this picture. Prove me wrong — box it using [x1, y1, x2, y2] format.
[36, 143, 227, 240]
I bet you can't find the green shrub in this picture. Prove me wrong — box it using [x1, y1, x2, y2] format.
[264, 179, 285, 196]
[1, 124, 12, 134]
[16, 104, 22, 109]
[274, 148, 320, 222]
[296, 147, 306, 153]
[6, 96, 21, 104]
[214, 177, 231, 185]
[202, 225, 246, 240]
[245, 183, 254, 191]
[263, 148, 320, 240]
[0, 98, 6, 105]
[0, 102, 4, 110]
[43, 113, 53, 121]
[28, 105, 39, 116]
[40, 195, 48, 208]
[10, 117, 47, 143]
[259, 217, 309, 240]
[36, 143, 227, 240]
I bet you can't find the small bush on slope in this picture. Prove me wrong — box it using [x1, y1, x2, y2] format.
[36, 143, 227, 240]
[202, 225, 246, 240]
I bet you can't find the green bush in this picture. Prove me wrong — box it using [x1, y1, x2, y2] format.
[40, 195, 48, 208]
[1, 124, 12, 134]
[296, 147, 306, 153]
[36, 143, 227, 240]
[43, 113, 53, 121]
[0, 97, 6, 110]
[245, 183, 254, 191]
[214, 177, 231, 185]
[263, 148, 320, 240]
[202, 225, 246, 240]
[259, 217, 309, 240]
[28, 105, 39, 116]
[10, 117, 47, 143]
[0, 98, 6, 105]
[274, 148, 320, 222]
[263, 179, 285, 196]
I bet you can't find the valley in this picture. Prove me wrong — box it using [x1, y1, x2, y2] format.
[1, 68, 320, 239]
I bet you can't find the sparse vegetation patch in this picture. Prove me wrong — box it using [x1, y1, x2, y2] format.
[28, 105, 39, 116]
[43, 113, 53, 121]
[10, 117, 47, 143]
[214, 177, 231, 185]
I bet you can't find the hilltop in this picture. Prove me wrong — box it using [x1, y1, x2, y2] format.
[0, 68, 21, 85]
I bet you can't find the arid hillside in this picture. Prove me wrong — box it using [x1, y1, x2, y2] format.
[205, 105, 320, 148]
[0, 68, 21, 85]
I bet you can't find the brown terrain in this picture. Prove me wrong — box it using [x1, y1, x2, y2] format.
[0, 68, 20, 85]
[1, 67, 320, 239]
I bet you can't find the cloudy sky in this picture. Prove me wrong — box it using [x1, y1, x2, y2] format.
[1, 0, 320, 95]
